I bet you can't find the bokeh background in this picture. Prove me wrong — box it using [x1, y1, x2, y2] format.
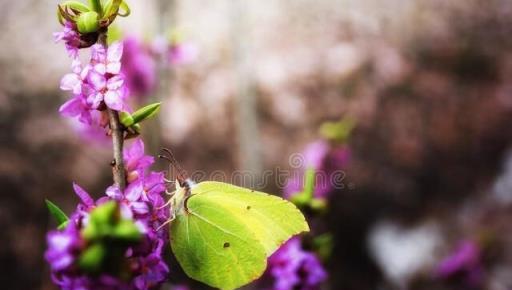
[2, 0, 512, 289]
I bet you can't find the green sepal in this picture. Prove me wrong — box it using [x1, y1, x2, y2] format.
[87, 0, 103, 14]
[101, 0, 122, 21]
[76, 11, 99, 34]
[119, 111, 134, 127]
[132, 102, 161, 124]
[61, 0, 91, 13]
[78, 243, 106, 274]
[118, 1, 131, 17]
[45, 199, 69, 229]
[57, 0, 91, 25]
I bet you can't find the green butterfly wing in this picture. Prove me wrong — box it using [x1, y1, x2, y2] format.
[170, 181, 309, 290]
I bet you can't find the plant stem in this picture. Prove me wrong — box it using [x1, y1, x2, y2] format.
[99, 31, 127, 190]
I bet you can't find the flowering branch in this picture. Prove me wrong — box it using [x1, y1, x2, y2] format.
[99, 29, 127, 190]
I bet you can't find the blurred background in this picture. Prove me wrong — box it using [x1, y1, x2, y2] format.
[2, 0, 512, 289]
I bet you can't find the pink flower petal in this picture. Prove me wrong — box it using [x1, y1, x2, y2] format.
[94, 63, 106, 75]
[91, 44, 106, 62]
[125, 181, 143, 201]
[108, 42, 124, 62]
[59, 97, 83, 117]
[87, 71, 106, 90]
[106, 185, 123, 200]
[72, 183, 94, 207]
[104, 90, 123, 111]
[60, 73, 81, 94]
[107, 75, 124, 90]
[106, 62, 121, 74]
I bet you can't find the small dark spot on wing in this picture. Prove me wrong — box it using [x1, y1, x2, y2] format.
[246, 205, 251, 210]
[223, 242, 230, 248]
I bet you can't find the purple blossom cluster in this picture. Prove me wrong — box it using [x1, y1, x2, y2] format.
[56, 22, 129, 131]
[45, 139, 170, 290]
[284, 140, 350, 200]
[267, 237, 327, 290]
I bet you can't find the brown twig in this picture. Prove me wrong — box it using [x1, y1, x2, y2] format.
[99, 31, 127, 190]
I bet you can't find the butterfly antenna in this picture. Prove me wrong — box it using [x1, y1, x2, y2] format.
[159, 148, 189, 187]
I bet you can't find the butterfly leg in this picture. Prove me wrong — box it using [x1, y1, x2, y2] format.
[156, 214, 175, 232]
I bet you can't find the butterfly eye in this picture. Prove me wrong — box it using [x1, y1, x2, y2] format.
[223, 242, 230, 248]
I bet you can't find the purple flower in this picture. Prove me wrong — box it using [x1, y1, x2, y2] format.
[435, 240, 483, 287]
[47, 178, 169, 290]
[87, 71, 128, 111]
[133, 240, 169, 290]
[60, 60, 88, 95]
[121, 36, 157, 97]
[59, 94, 94, 125]
[54, 22, 81, 59]
[90, 42, 123, 75]
[267, 237, 327, 290]
[81, 42, 129, 111]
[45, 225, 82, 272]
[124, 139, 155, 182]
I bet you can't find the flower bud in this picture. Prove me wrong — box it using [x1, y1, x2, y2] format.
[76, 11, 99, 34]
[120, 111, 134, 127]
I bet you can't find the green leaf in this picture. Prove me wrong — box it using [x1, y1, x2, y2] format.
[132, 102, 161, 124]
[76, 11, 99, 34]
[170, 181, 309, 290]
[45, 199, 69, 229]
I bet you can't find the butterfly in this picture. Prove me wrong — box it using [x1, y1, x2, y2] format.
[159, 149, 309, 290]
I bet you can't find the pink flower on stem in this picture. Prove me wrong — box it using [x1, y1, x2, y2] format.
[59, 94, 94, 125]
[86, 43, 129, 111]
[124, 139, 155, 182]
[53, 22, 81, 59]
[87, 71, 127, 111]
